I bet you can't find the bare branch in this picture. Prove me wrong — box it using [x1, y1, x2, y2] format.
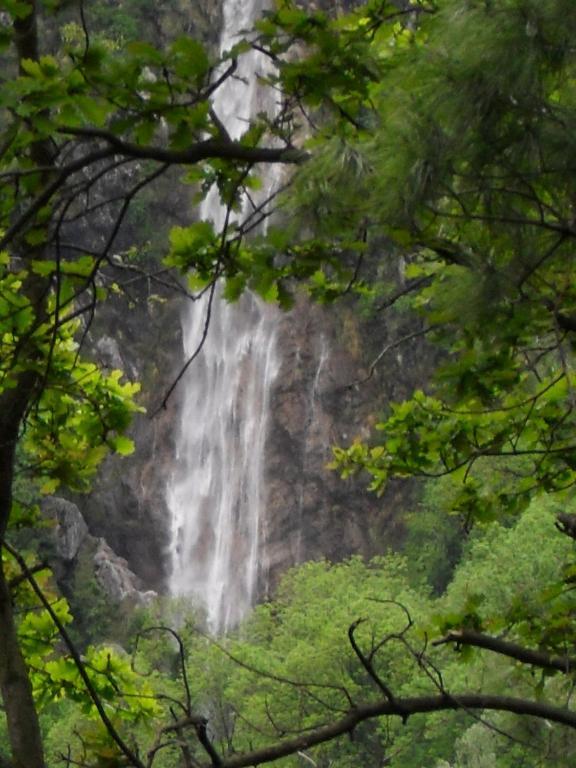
[347, 620, 399, 709]
[353, 325, 437, 386]
[198, 631, 355, 710]
[214, 693, 576, 768]
[433, 628, 576, 674]
[0, 146, 114, 251]
[375, 275, 433, 312]
[57, 127, 307, 167]
[152, 278, 217, 414]
[135, 626, 193, 714]
[8, 562, 49, 591]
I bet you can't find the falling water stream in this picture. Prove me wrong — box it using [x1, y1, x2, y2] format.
[166, 0, 281, 633]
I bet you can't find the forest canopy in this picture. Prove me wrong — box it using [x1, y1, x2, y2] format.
[2, 0, 576, 767]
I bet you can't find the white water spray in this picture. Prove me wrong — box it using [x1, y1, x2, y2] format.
[166, 0, 281, 634]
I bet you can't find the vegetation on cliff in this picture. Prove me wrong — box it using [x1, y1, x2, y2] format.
[1, 0, 576, 767]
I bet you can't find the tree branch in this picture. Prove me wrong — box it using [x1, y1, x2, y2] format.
[353, 325, 437, 386]
[556, 512, 576, 541]
[347, 620, 399, 708]
[2, 542, 145, 768]
[214, 693, 576, 768]
[433, 628, 576, 674]
[57, 127, 307, 166]
[152, 279, 217, 414]
[8, 562, 49, 591]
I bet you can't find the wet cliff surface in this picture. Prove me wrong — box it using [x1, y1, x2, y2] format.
[72, 275, 436, 598]
[48, 0, 439, 618]
[72, 281, 183, 590]
[263, 288, 436, 593]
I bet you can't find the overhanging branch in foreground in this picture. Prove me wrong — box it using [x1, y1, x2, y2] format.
[213, 693, 576, 768]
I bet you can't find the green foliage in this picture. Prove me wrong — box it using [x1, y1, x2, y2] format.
[331, 378, 573, 518]
[178, 556, 433, 766]
[164, 501, 576, 767]
[401, 478, 468, 593]
[255, 0, 408, 121]
[438, 498, 573, 643]
[166, 221, 364, 307]
[303, 0, 576, 528]
[3, 0, 576, 766]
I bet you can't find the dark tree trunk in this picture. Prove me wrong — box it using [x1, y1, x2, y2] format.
[0, 559, 46, 768]
[0, 5, 50, 767]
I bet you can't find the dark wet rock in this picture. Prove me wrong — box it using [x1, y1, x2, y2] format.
[41, 497, 89, 562]
[93, 538, 157, 605]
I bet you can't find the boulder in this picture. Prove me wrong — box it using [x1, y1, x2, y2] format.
[93, 538, 157, 605]
[41, 497, 88, 562]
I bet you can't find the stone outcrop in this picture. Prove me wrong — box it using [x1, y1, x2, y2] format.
[40, 497, 156, 614]
[42, 497, 89, 562]
[66, 255, 184, 592]
[94, 538, 156, 605]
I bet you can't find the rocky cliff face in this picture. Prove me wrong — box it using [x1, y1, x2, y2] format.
[48, 0, 438, 613]
[73, 272, 436, 599]
[262, 283, 436, 592]
[72, 275, 183, 590]
[55, 0, 221, 591]
[39, 497, 156, 644]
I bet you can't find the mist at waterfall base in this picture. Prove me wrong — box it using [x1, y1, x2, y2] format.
[166, 0, 281, 634]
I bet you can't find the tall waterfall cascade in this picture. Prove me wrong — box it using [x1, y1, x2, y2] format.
[166, 0, 281, 634]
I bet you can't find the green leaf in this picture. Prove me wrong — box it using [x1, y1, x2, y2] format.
[31, 259, 56, 276]
[223, 274, 246, 302]
[127, 41, 164, 65]
[170, 36, 210, 82]
[111, 435, 135, 456]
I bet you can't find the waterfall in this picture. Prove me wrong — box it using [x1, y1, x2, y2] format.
[166, 0, 280, 633]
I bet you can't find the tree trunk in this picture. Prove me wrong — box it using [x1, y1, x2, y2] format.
[0, 558, 46, 768]
[0, 6, 59, 767]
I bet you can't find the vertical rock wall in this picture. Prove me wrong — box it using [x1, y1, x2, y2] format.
[262, 283, 436, 593]
[58, 0, 439, 609]
[59, 0, 223, 591]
